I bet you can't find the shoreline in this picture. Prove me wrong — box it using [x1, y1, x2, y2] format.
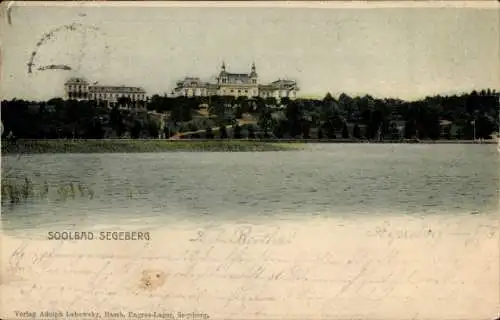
[0, 139, 301, 154]
[1, 138, 497, 154]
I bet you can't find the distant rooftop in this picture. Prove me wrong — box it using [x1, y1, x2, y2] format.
[64, 77, 145, 92]
[89, 85, 146, 93]
[65, 77, 88, 84]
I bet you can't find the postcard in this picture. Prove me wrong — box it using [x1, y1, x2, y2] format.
[1, 1, 499, 319]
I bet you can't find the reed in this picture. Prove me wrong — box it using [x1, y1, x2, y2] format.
[0, 176, 98, 205]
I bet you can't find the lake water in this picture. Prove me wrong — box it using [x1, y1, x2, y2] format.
[1, 144, 499, 319]
[1, 144, 498, 234]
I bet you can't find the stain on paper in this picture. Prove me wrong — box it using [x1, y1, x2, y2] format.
[138, 269, 166, 291]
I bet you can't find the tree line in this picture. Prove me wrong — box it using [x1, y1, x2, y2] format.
[1, 89, 498, 140]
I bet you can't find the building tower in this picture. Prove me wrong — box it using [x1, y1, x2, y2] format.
[219, 61, 228, 85]
[250, 62, 257, 83]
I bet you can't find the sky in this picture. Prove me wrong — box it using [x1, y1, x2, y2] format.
[1, 1, 499, 101]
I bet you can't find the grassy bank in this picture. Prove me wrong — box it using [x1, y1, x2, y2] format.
[259, 139, 498, 144]
[1, 138, 496, 155]
[1, 139, 303, 154]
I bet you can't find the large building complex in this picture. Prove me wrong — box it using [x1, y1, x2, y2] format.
[64, 77, 147, 107]
[173, 62, 299, 100]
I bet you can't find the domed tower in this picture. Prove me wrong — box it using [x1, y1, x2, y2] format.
[250, 62, 258, 85]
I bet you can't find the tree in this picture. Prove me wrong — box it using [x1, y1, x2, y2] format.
[404, 121, 416, 139]
[323, 92, 335, 103]
[169, 98, 193, 123]
[353, 124, 361, 139]
[2, 89, 498, 141]
[338, 93, 355, 121]
[272, 118, 287, 139]
[443, 125, 452, 140]
[285, 101, 303, 137]
[301, 119, 311, 139]
[389, 123, 401, 140]
[280, 97, 290, 108]
[163, 125, 172, 139]
[86, 117, 104, 139]
[233, 124, 242, 139]
[219, 125, 228, 139]
[110, 106, 125, 137]
[317, 128, 324, 139]
[258, 107, 273, 135]
[205, 127, 214, 139]
[130, 120, 142, 139]
[235, 106, 243, 119]
[341, 123, 349, 139]
[264, 97, 277, 107]
[147, 119, 160, 138]
[247, 125, 256, 139]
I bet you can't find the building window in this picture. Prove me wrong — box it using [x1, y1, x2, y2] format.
[252, 79, 257, 84]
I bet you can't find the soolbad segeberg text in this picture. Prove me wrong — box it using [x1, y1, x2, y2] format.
[47, 231, 151, 241]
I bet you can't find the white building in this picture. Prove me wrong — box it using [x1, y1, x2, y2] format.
[173, 62, 299, 100]
[64, 77, 146, 107]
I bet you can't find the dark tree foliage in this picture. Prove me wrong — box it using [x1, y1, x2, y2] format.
[301, 119, 311, 139]
[219, 125, 228, 139]
[163, 125, 172, 139]
[317, 128, 324, 140]
[233, 124, 242, 139]
[272, 120, 287, 139]
[353, 124, 361, 139]
[285, 101, 302, 138]
[110, 106, 126, 137]
[342, 123, 349, 139]
[404, 121, 417, 139]
[147, 120, 160, 138]
[2, 89, 498, 141]
[205, 127, 214, 139]
[130, 120, 142, 139]
[86, 118, 105, 139]
[247, 125, 256, 139]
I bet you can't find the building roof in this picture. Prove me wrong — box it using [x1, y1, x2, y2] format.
[220, 72, 252, 83]
[258, 84, 276, 91]
[65, 77, 89, 85]
[271, 79, 296, 85]
[259, 79, 298, 91]
[270, 79, 297, 89]
[176, 77, 212, 88]
[89, 85, 146, 93]
[225, 73, 250, 78]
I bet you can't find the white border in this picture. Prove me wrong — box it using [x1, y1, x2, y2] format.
[8, 1, 500, 9]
